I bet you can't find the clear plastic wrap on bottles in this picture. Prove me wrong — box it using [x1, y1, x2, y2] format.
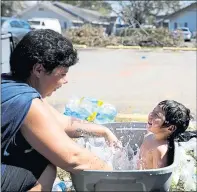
[171, 141, 197, 191]
[64, 96, 117, 124]
[94, 103, 117, 124]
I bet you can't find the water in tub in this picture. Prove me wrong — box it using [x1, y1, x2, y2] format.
[77, 135, 140, 170]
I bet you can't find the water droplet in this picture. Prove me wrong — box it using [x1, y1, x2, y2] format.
[77, 133, 141, 170]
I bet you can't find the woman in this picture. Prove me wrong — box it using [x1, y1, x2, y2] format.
[1, 29, 120, 191]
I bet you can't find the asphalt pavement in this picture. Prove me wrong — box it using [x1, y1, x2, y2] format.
[46, 49, 196, 118]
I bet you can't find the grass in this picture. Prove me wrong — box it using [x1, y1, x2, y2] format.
[57, 167, 71, 181]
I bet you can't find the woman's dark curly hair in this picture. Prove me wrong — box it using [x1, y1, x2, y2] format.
[10, 29, 78, 81]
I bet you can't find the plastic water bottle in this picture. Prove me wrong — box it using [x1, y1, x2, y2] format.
[78, 98, 95, 120]
[64, 97, 117, 124]
[64, 103, 80, 119]
[64, 97, 98, 121]
[52, 181, 73, 192]
[64, 96, 81, 119]
[82, 97, 101, 106]
[52, 181, 67, 191]
[64, 97, 94, 120]
[94, 103, 117, 124]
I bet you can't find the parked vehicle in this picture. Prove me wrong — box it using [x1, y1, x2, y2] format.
[28, 18, 62, 34]
[1, 31, 15, 73]
[192, 31, 197, 39]
[20, 20, 32, 30]
[174, 27, 192, 41]
[1, 17, 32, 45]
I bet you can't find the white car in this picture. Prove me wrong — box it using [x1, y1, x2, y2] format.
[1, 17, 31, 45]
[28, 18, 62, 34]
[174, 27, 192, 41]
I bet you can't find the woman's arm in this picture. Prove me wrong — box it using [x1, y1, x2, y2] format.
[21, 98, 112, 173]
[43, 99, 120, 147]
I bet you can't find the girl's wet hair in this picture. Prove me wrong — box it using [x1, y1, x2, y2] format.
[158, 100, 192, 138]
[158, 100, 193, 166]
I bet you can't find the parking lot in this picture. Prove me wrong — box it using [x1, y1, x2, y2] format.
[46, 48, 196, 117]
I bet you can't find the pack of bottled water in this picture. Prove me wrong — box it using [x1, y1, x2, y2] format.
[52, 178, 73, 192]
[64, 96, 117, 124]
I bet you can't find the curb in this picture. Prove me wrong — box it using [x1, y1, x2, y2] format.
[73, 44, 197, 51]
[116, 113, 147, 122]
[106, 45, 141, 49]
[73, 44, 87, 48]
[163, 47, 197, 51]
[106, 46, 197, 51]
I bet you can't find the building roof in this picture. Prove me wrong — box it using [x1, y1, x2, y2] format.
[17, 1, 111, 25]
[53, 1, 110, 24]
[17, 2, 83, 24]
[157, 2, 197, 22]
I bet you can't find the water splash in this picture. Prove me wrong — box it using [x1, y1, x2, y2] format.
[77, 137, 140, 170]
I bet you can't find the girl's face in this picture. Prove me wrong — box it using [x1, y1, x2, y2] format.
[147, 105, 167, 134]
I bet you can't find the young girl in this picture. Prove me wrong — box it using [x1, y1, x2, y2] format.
[138, 100, 192, 169]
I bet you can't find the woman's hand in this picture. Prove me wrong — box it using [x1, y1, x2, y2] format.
[104, 129, 122, 149]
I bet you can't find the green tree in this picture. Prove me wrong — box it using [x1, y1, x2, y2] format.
[1, 1, 29, 17]
[1, 1, 14, 16]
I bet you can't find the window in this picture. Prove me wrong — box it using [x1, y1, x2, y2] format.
[29, 21, 41, 25]
[1, 19, 6, 26]
[20, 21, 31, 29]
[64, 22, 67, 29]
[184, 22, 188, 27]
[10, 20, 23, 28]
[174, 22, 177, 29]
[73, 23, 82, 27]
[181, 28, 189, 32]
[38, 7, 44, 11]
